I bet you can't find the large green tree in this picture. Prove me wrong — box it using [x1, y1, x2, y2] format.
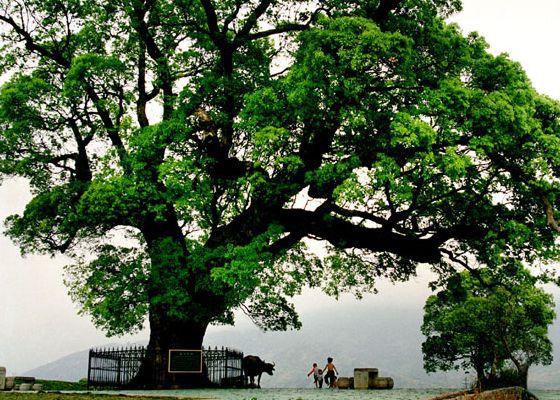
[1, 0, 560, 387]
[421, 266, 556, 389]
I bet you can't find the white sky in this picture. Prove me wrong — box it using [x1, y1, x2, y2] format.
[1, 0, 560, 376]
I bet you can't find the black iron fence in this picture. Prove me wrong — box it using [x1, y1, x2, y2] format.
[87, 345, 244, 389]
[87, 346, 147, 389]
[205, 346, 244, 387]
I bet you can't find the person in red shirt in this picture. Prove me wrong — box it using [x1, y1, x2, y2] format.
[307, 362, 320, 387]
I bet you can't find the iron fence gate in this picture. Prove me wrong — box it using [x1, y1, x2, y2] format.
[88, 345, 244, 389]
[205, 346, 244, 387]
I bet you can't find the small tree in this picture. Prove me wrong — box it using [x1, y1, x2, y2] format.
[421, 265, 555, 389]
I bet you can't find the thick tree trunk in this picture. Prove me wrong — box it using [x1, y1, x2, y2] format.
[503, 338, 529, 390]
[475, 367, 485, 390]
[129, 213, 216, 388]
[473, 354, 487, 390]
[128, 205, 232, 388]
[130, 312, 212, 388]
[515, 365, 529, 390]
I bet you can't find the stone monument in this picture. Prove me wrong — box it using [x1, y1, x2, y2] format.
[353, 368, 378, 389]
[0, 367, 6, 390]
[5, 377, 15, 391]
[352, 367, 394, 390]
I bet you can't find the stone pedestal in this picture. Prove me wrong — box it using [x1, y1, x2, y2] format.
[5, 377, 15, 390]
[19, 383, 32, 391]
[353, 368, 378, 390]
[337, 377, 353, 389]
[0, 367, 6, 390]
[369, 377, 394, 389]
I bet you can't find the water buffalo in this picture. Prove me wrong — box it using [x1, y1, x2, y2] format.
[242, 355, 275, 388]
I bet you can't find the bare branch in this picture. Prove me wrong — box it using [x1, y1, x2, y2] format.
[199, 0, 220, 36]
[541, 194, 560, 233]
[236, 0, 274, 39]
[222, 0, 243, 33]
[244, 23, 309, 42]
[0, 14, 70, 67]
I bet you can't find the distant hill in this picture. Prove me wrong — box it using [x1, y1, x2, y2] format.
[23, 342, 145, 382]
[23, 300, 560, 389]
[24, 349, 90, 382]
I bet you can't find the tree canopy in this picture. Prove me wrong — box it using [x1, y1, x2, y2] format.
[1, 0, 560, 387]
[421, 266, 555, 389]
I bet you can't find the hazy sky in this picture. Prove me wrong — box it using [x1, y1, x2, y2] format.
[1, 0, 560, 376]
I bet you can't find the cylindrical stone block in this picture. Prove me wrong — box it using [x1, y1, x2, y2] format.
[19, 383, 32, 391]
[337, 377, 351, 389]
[32, 384, 43, 391]
[369, 376, 394, 389]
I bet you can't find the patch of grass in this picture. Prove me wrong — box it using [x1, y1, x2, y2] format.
[9, 378, 87, 391]
[32, 380, 88, 391]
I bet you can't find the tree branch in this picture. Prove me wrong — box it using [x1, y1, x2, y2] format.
[245, 23, 309, 42]
[268, 232, 306, 256]
[0, 10, 128, 164]
[84, 85, 127, 162]
[274, 208, 442, 263]
[68, 119, 92, 182]
[236, 0, 273, 40]
[199, 0, 220, 36]
[130, 0, 175, 120]
[222, 0, 243, 34]
[330, 204, 390, 229]
[136, 40, 150, 128]
[0, 14, 70, 67]
[541, 194, 560, 233]
[368, 0, 403, 24]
